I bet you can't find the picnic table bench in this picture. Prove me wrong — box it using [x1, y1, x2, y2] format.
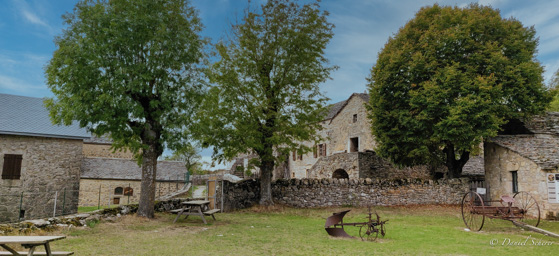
[172, 200, 220, 224]
[0, 236, 73, 256]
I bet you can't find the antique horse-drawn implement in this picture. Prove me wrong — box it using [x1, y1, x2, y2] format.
[325, 207, 388, 241]
[461, 191, 541, 231]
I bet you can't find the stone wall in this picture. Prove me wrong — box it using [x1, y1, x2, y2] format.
[308, 152, 431, 180]
[485, 142, 559, 217]
[0, 135, 82, 223]
[218, 178, 469, 211]
[78, 179, 184, 207]
[83, 143, 134, 159]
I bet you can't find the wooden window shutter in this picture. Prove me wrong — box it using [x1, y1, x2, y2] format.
[313, 146, 318, 158]
[2, 154, 23, 179]
[323, 144, 327, 156]
[292, 151, 296, 161]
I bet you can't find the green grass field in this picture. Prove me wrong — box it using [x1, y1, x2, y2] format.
[15, 205, 559, 255]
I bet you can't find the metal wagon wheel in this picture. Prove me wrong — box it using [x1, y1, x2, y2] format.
[379, 222, 387, 237]
[461, 191, 485, 231]
[359, 224, 379, 241]
[513, 191, 541, 227]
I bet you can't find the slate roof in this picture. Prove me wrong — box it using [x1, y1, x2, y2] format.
[489, 135, 559, 170]
[81, 158, 187, 181]
[462, 155, 485, 176]
[325, 93, 369, 120]
[0, 93, 90, 139]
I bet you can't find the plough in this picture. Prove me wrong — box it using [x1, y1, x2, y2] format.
[325, 207, 388, 241]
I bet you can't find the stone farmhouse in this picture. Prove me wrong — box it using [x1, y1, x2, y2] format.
[0, 93, 187, 222]
[0, 93, 89, 222]
[230, 93, 484, 181]
[485, 113, 559, 217]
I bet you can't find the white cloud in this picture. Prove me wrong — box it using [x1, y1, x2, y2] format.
[11, 0, 54, 33]
[21, 9, 49, 28]
[0, 75, 43, 93]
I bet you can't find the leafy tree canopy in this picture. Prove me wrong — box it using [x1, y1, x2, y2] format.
[548, 69, 559, 112]
[368, 4, 553, 178]
[163, 143, 207, 175]
[197, 0, 335, 204]
[45, 0, 206, 217]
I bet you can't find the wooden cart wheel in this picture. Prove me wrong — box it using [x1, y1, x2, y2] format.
[359, 224, 379, 241]
[461, 191, 485, 231]
[513, 191, 541, 227]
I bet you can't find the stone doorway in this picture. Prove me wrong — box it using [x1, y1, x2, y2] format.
[332, 169, 349, 179]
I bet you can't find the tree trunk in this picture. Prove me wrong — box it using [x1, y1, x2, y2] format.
[259, 159, 274, 205]
[444, 142, 470, 179]
[137, 143, 158, 218]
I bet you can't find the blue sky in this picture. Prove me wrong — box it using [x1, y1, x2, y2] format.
[1, 0, 559, 168]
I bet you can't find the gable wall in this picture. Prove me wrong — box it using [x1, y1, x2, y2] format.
[0, 135, 82, 222]
[485, 142, 559, 217]
[288, 96, 376, 179]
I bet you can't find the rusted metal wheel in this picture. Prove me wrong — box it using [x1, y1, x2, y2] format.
[461, 191, 485, 231]
[359, 224, 378, 241]
[379, 222, 387, 237]
[513, 191, 541, 227]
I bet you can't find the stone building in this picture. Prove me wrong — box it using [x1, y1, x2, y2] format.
[79, 137, 187, 207]
[229, 92, 483, 181]
[0, 94, 89, 222]
[1, 93, 188, 220]
[485, 112, 559, 217]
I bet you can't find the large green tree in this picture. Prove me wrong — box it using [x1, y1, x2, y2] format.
[198, 0, 335, 205]
[163, 143, 205, 174]
[368, 4, 553, 178]
[548, 69, 559, 112]
[45, 0, 206, 218]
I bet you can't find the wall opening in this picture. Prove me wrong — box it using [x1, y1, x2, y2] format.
[332, 169, 349, 179]
[511, 171, 518, 193]
[350, 137, 359, 152]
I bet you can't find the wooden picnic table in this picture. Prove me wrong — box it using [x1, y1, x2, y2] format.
[0, 236, 73, 256]
[172, 200, 220, 224]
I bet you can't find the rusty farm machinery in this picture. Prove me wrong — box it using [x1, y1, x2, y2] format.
[324, 207, 388, 241]
[461, 191, 559, 237]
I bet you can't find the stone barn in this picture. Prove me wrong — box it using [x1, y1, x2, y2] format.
[485, 112, 559, 218]
[79, 136, 188, 207]
[0, 93, 89, 223]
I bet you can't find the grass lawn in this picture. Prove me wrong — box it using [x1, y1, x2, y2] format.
[17, 205, 559, 255]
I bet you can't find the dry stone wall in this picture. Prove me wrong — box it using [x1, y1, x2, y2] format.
[218, 178, 469, 211]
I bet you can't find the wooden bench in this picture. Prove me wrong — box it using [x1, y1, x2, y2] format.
[0, 252, 73, 255]
[203, 209, 221, 220]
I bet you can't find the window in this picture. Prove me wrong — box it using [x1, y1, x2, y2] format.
[318, 144, 327, 157]
[298, 153, 303, 161]
[313, 146, 318, 158]
[113, 198, 120, 204]
[2, 154, 22, 180]
[114, 187, 123, 195]
[292, 151, 296, 161]
[511, 171, 518, 193]
[124, 187, 133, 196]
[353, 114, 357, 123]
